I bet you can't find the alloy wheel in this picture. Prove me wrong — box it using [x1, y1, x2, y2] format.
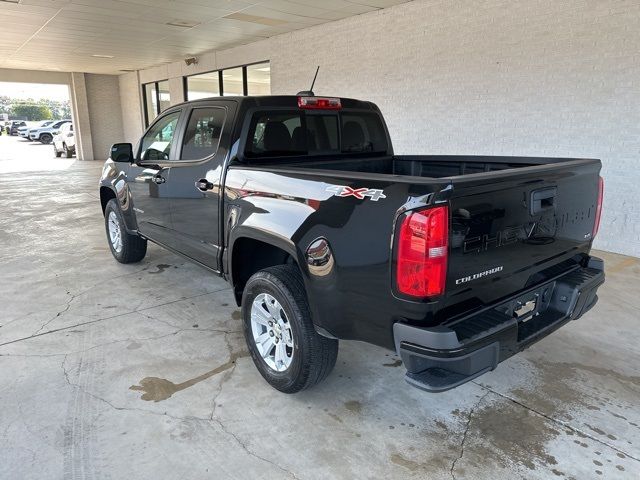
[250, 293, 294, 372]
[107, 211, 123, 253]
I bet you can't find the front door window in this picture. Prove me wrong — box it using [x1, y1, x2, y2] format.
[140, 111, 180, 162]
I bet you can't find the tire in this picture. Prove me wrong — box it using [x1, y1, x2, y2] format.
[40, 133, 53, 144]
[104, 198, 147, 263]
[63, 143, 73, 158]
[53, 144, 62, 157]
[242, 264, 338, 393]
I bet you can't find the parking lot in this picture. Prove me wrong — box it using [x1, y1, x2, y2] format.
[0, 134, 638, 479]
[0, 132, 75, 174]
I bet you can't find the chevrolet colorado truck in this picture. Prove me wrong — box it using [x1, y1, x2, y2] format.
[99, 95, 605, 393]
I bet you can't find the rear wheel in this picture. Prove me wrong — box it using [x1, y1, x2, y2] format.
[40, 133, 53, 144]
[242, 264, 338, 393]
[104, 199, 147, 263]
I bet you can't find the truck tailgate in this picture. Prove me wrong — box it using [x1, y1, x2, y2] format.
[444, 159, 602, 314]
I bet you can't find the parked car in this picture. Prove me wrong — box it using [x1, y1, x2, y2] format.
[53, 123, 75, 158]
[8, 121, 27, 135]
[17, 125, 30, 138]
[99, 95, 605, 394]
[29, 119, 71, 144]
[20, 121, 53, 140]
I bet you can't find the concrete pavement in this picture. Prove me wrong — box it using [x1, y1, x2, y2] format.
[0, 132, 74, 173]
[0, 135, 638, 479]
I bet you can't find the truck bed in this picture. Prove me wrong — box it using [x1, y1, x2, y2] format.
[269, 155, 581, 179]
[229, 151, 601, 350]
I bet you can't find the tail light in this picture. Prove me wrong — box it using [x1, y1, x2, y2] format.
[593, 176, 604, 238]
[298, 96, 341, 110]
[396, 206, 449, 298]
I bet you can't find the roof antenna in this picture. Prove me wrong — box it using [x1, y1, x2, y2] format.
[297, 66, 319, 96]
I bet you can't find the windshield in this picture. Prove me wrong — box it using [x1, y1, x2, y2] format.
[245, 110, 388, 158]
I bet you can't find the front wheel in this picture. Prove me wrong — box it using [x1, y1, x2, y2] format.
[242, 265, 338, 393]
[40, 133, 53, 144]
[63, 143, 73, 158]
[104, 199, 147, 263]
[53, 144, 62, 157]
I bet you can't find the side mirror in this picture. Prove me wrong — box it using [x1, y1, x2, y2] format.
[110, 143, 133, 163]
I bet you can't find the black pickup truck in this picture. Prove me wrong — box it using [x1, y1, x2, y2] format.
[99, 94, 605, 393]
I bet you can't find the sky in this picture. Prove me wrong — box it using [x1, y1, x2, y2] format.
[0, 82, 70, 101]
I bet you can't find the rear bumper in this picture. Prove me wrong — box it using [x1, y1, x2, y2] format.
[394, 257, 605, 392]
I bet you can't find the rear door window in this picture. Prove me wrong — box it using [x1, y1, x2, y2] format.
[247, 112, 304, 157]
[180, 107, 226, 160]
[340, 112, 388, 153]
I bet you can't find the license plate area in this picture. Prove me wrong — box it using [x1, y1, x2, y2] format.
[497, 282, 555, 324]
[514, 298, 537, 319]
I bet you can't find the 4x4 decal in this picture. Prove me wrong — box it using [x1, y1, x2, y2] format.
[326, 185, 386, 201]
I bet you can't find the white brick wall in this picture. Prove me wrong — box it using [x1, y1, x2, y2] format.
[85, 74, 125, 160]
[125, 0, 640, 257]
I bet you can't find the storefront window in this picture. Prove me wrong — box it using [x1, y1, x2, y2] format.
[246, 62, 271, 95]
[185, 72, 220, 100]
[222, 67, 244, 96]
[184, 61, 270, 100]
[144, 83, 158, 125]
[158, 80, 171, 113]
[143, 80, 171, 126]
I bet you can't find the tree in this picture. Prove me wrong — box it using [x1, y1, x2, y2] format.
[10, 103, 53, 121]
[0, 96, 11, 115]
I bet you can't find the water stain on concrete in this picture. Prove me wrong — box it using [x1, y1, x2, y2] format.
[434, 419, 448, 430]
[469, 401, 560, 471]
[556, 362, 640, 388]
[130, 350, 248, 402]
[610, 412, 627, 420]
[344, 400, 362, 414]
[606, 257, 639, 274]
[126, 342, 141, 350]
[149, 264, 171, 274]
[231, 310, 241, 320]
[327, 412, 343, 424]
[465, 357, 639, 476]
[390, 453, 422, 472]
[584, 424, 617, 441]
[383, 359, 403, 367]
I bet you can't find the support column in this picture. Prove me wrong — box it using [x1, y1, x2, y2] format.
[69, 72, 94, 161]
[169, 76, 185, 105]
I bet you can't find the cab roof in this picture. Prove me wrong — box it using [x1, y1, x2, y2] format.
[172, 95, 379, 112]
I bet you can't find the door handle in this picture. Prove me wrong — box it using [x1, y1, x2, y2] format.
[530, 187, 557, 215]
[195, 179, 214, 192]
[152, 175, 165, 184]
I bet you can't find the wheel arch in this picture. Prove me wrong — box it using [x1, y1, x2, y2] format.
[229, 234, 301, 306]
[100, 186, 117, 215]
